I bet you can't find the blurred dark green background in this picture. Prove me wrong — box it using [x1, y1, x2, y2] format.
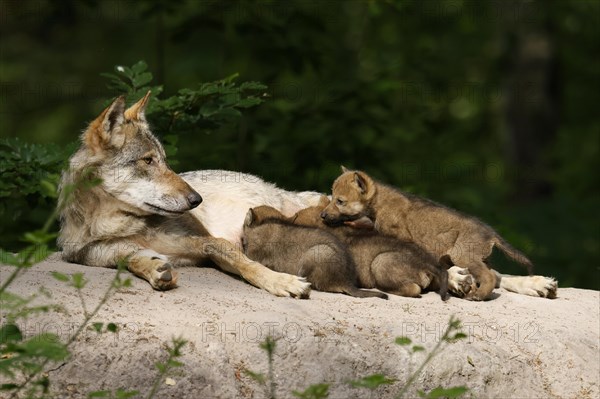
[0, 0, 598, 289]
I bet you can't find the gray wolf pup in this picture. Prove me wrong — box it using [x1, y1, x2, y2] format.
[321, 168, 558, 301]
[247, 201, 450, 300]
[242, 209, 388, 299]
[58, 92, 318, 297]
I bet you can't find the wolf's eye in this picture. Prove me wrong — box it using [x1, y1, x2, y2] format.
[336, 198, 346, 206]
[142, 157, 154, 165]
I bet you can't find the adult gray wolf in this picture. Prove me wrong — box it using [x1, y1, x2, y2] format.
[247, 202, 450, 300]
[320, 168, 558, 301]
[57, 92, 320, 297]
[242, 208, 388, 299]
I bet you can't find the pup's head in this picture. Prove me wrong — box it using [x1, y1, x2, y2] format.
[244, 206, 283, 228]
[321, 166, 376, 226]
[77, 92, 202, 216]
[242, 206, 280, 253]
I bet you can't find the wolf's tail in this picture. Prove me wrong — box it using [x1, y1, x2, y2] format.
[344, 287, 388, 300]
[493, 236, 534, 274]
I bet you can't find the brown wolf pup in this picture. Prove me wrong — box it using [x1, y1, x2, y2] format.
[321, 168, 557, 301]
[242, 209, 388, 299]
[249, 201, 451, 300]
[57, 93, 311, 297]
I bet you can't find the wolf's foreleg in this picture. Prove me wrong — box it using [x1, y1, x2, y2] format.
[68, 242, 178, 290]
[171, 236, 312, 298]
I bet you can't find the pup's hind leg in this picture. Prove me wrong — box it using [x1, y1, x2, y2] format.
[461, 259, 496, 301]
[370, 252, 424, 298]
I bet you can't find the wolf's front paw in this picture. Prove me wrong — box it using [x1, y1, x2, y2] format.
[264, 270, 311, 298]
[151, 263, 178, 290]
[447, 266, 474, 298]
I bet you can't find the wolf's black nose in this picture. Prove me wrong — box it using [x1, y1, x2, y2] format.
[320, 211, 327, 219]
[187, 192, 203, 209]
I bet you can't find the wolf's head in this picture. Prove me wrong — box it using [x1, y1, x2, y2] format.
[70, 92, 202, 216]
[320, 166, 376, 225]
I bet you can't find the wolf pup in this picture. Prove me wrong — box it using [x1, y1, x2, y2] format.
[250, 202, 450, 300]
[57, 92, 311, 298]
[242, 209, 388, 299]
[321, 168, 557, 301]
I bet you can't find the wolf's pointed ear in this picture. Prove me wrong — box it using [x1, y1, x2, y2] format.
[124, 90, 151, 121]
[354, 171, 375, 199]
[84, 96, 126, 153]
[341, 165, 349, 173]
[244, 208, 255, 227]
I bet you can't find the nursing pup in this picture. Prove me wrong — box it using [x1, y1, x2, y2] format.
[242, 209, 388, 299]
[247, 201, 450, 300]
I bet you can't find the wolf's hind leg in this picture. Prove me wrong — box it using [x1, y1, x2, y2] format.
[494, 270, 557, 298]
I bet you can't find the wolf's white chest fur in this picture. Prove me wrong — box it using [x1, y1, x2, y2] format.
[181, 170, 322, 245]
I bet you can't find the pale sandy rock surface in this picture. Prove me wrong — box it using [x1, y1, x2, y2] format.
[1, 254, 598, 399]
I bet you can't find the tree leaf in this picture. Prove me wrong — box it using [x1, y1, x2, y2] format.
[348, 374, 396, 389]
[395, 336, 412, 346]
[422, 386, 468, 398]
[51, 272, 70, 282]
[0, 323, 22, 344]
[292, 383, 330, 399]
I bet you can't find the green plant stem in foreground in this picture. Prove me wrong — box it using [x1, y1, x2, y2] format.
[7, 266, 128, 399]
[145, 337, 187, 399]
[395, 316, 466, 399]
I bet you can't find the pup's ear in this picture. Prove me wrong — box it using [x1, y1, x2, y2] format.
[244, 208, 255, 227]
[353, 171, 375, 199]
[125, 90, 151, 121]
[84, 96, 126, 154]
[341, 165, 349, 173]
[317, 195, 331, 207]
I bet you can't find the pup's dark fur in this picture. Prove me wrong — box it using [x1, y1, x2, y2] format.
[249, 200, 450, 300]
[242, 210, 388, 299]
[322, 168, 535, 300]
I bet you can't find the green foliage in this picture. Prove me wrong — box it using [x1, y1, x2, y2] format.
[348, 374, 396, 389]
[292, 383, 330, 399]
[246, 336, 277, 399]
[393, 316, 469, 399]
[88, 389, 140, 399]
[0, 138, 75, 248]
[0, 176, 136, 398]
[245, 317, 468, 399]
[146, 337, 187, 399]
[418, 386, 469, 399]
[99, 61, 267, 164]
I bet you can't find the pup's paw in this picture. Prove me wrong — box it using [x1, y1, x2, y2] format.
[447, 266, 474, 298]
[500, 275, 557, 299]
[151, 263, 178, 291]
